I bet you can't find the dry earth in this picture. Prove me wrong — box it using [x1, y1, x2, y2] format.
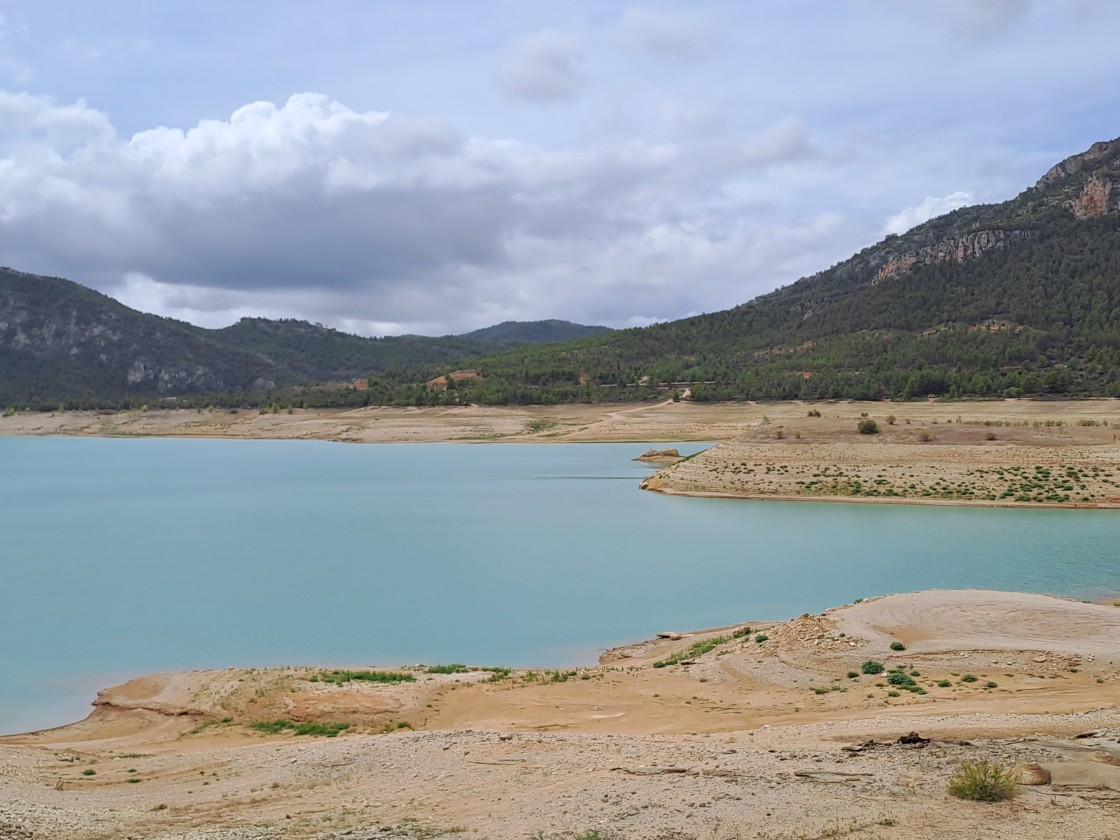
[637, 401, 1120, 508]
[0, 398, 1109, 446]
[3, 591, 1120, 840]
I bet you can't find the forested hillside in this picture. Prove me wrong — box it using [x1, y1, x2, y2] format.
[0, 268, 607, 407]
[378, 137, 1120, 405]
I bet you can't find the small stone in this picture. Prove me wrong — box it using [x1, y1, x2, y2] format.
[1014, 763, 1051, 785]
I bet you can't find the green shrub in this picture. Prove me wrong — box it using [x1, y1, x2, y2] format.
[754, 633, 769, 643]
[961, 674, 978, 683]
[426, 664, 468, 674]
[889, 641, 906, 651]
[294, 721, 350, 737]
[317, 669, 414, 685]
[846, 671, 859, 679]
[861, 660, 885, 675]
[250, 719, 350, 737]
[857, 418, 880, 435]
[249, 719, 294, 735]
[948, 761, 1018, 801]
[936, 679, 952, 688]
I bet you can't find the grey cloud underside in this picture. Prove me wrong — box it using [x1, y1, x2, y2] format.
[137, 188, 516, 292]
[0, 91, 831, 332]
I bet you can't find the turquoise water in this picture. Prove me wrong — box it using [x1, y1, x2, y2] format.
[3, 437, 1120, 734]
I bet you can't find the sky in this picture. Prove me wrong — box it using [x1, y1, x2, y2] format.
[0, 1, 1118, 337]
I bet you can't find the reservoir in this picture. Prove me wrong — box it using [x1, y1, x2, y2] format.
[3, 437, 1119, 734]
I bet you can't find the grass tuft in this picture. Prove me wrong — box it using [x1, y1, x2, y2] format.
[947, 761, 1018, 801]
[652, 635, 730, 668]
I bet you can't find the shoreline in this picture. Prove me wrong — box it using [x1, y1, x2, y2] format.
[4, 589, 1120, 838]
[10, 583, 1120, 742]
[4, 400, 1120, 513]
[644, 484, 1120, 509]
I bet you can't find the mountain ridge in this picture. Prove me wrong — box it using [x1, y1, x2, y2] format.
[0, 267, 611, 406]
[3, 135, 1119, 407]
[395, 135, 1120, 404]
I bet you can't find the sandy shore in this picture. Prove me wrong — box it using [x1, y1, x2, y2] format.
[3, 397, 1116, 446]
[635, 401, 1120, 508]
[6, 400, 1120, 511]
[3, 590, 1120, 839]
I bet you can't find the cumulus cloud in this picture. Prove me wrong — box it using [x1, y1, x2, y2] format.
[493, 29, 584, 103]
[617, 7, 720, 61]
[10, 79, 1045, 339]
[884, 190, 974, 235]
[2, 92, 836, 333]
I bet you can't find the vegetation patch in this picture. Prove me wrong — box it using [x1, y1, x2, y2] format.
[652, 635, 730, 668]
[315, 669, 415, 685]
[425, 664, 469, 674]
[249, 719, 351, 737]
[948, 761, 1018, 801]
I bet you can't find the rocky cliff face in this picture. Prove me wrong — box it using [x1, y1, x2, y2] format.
[875, 228, 1036, 283]
[874, 137, 1120, 283]
[1034, 139, 1118, 188]
[1069, 175, 1118, 219]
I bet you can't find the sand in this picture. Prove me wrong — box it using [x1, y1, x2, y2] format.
[3, 590, 1120, 839]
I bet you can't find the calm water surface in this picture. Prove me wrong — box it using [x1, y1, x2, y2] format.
[3, 437, 1120, 734]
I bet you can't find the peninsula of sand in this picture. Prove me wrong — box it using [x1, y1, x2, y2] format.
[3, 590, 1120, 839]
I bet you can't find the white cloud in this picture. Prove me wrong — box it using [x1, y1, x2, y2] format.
[0, 91, 856, 334]
[493, 29, 585, 103]
[884, 190, 974, 235]
[617, 7, 720, 61]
